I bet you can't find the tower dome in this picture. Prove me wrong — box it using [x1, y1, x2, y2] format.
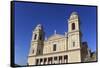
[69, 12, 79, 20]
[35, 24, 43, 30]
[71, 12, 78, 15]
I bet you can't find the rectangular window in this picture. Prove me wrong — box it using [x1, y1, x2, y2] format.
[53, 44, 56, 51]
[73, 42, 75, 47]
[32, 49, 34, 54]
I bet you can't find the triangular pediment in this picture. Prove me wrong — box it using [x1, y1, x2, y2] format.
[48, 34, 64, 40]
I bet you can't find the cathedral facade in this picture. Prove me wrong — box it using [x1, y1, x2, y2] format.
[28, 12, 90, 65]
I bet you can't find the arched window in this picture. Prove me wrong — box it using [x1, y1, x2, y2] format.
[34, 34, 37, 40]
[72, 23, 75, 30]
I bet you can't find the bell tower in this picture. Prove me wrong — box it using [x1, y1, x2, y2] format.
[68, 12, 81, 50]
[29, 24, 44, 56]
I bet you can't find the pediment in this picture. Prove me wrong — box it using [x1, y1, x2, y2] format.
[48, 34, 64, 40]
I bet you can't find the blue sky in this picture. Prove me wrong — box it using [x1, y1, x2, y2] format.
[14, 2, 97, 65]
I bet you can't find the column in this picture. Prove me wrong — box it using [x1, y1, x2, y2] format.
[46, 57, 48, 64]
[62, 56, 64, 63]
[52, 57, 54, 64]
[49, 57, 52, 64]
[42, 58, 44, 65]
[57, 56, 59, 64]
[38, 58, 40, 65]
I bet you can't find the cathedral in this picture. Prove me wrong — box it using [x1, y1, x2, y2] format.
[27, 12, 94, 65]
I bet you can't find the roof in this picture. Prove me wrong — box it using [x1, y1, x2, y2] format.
[48, 34, 65, 41]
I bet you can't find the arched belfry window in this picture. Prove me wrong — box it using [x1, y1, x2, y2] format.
[72, 23, 75, 30]
[34, 34, 37, 40]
